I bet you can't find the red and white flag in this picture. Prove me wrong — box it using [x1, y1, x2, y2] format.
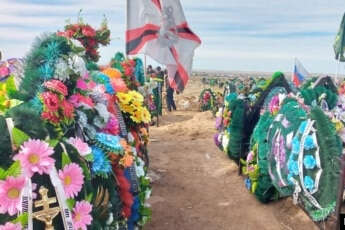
[126, 0, 201, 92]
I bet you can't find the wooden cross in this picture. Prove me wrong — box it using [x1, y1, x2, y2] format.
[32, 186, 60, 230]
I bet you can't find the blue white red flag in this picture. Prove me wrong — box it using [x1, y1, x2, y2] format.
[292, 58, 309, 87]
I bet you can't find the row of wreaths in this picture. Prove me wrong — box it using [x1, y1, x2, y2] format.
[0, 20, 156, 230]
[214, 72, 345, 223]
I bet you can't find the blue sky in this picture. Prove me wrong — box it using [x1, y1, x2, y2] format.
[0, 0, 344, 73]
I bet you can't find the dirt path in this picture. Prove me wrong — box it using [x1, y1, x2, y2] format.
[144, 110, 318, 230]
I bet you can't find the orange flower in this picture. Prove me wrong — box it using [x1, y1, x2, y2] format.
[103, 68, 122, 79]
[119, 153, 134, 168]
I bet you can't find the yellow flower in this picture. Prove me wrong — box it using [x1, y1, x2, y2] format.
[128, 91, 144, 103]
[141, 108, 151, 123]
[131, 100, 142, 109]
[120, 104, 135, 114]
[117, 92, 132, 105]
[130, 110, 143, 123]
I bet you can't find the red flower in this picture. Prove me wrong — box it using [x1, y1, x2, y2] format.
[87, 38, 96, 48]
[65, 29, 76, 38]
[41, 92, 59, 112]
[82, 25, 96, 37]
[61, 100, 75, 119]
[44, 80, 68, 96]
[41, 111, 60, 124]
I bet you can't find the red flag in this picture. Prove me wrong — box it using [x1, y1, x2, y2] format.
[126, 0, 201, 91]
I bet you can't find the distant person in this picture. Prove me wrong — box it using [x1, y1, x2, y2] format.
[156, 66, 164, 81]
[165, 75, 177, 112]
[147, 65, 154, 77]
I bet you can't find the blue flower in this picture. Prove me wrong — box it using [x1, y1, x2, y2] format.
[91, 146, 111, 174]
[303, 155, 316, 169]
[288, 160, 299, 176]
[299, 121, 307, 134]
[292, 137, 300, 155]
[304, 176, 314, 191]
[225, 93, 237, 103]
[244, 178, 251, 190]
[304, 135, 315, 150]
[95, 133, 123, 153]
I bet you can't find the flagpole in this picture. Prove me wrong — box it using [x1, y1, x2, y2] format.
[125, 0, 128, 59]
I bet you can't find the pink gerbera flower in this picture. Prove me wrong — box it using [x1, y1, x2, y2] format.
[67, 137, 91, 156]
[0, 222, 21, 230]
[14, 139, 55, 177]
[59, 163, 84, 198]
[72, 201, 93, 230]
[0, 176, 25, 216]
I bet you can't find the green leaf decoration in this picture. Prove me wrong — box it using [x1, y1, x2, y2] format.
[86, 193, 93, 202]
[0, 168, 6, 180]
[84, 153, 93, 162]
[6, 161, 21, 178]
[66, 198, 76, 210]
[140, 206, 152, 216]
[61, 152, 72, 168]
[0, 161, 22, 180]
[12, 127, 30, 147]
[48, 139, 59, 148]
[12, 212, 28, 226]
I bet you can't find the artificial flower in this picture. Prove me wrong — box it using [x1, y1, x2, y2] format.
[41, 91, 59, 111]
[291, 137, 300, 155]
[69, 93, 95, 108]
[14, 139, 55, 177]
[287, 159, 298, 176]
[67, 137, 92, 156]
[117, 92, 132, 105]
[304, 176, 315, 191]
[101, 115, 120, 136]
[61, 100, 75, 119]
[299, 121, 307, 134]
[128, 90, 144, 103]
[44, 79, 68, 96]
[303, 155, 316, 169]
[72, 201, 93, 230]
[119, 153, 134, 168]
[0, 66, 9, 78]
[41, 111, 60, 124]
[95, 133, 123, 153]
[0, 222, 21, 230]
[0, 176, 25, 215]
[91, 146, 111, 175]
[59, 163, 84, 198]
[82, 25, 96, 37]
[304, 135, 315, 150]
[76, 79, 89, 91]
[103, 68, 122, 79]
[111, 78, 128, 93]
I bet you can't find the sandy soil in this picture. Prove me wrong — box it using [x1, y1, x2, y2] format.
[144, 78, 319, 230]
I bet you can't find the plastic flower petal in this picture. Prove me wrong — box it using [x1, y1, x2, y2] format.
[41, 91, 59, 111]
[304, 176, 314, 191]
[291, 137, 300, 155]
[67, 137, 91, 156]
[288, 160, 299, 176]
[59, 163, 84, 198]
[0, 176, 25, 215]
[91, 146, 111, 175]
[303, 155, 316, 169]
[44, 79, 68, 96]
[0, 222, 22, 230]
[14, 139, 55, 177]
[72, 201, 93, 230]
[304, 135, 315, 150]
